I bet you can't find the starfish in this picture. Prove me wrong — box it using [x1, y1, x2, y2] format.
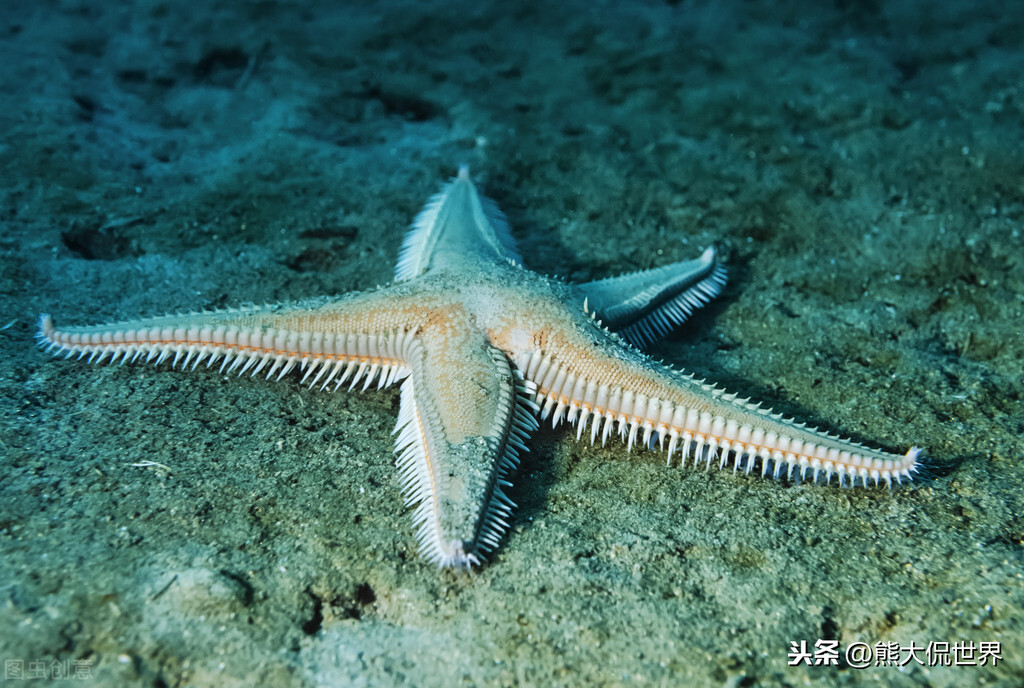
[37, 165, 920, 569]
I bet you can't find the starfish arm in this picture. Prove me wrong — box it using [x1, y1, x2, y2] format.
[514, 328, 919, 488]
[573, 247, 727, 349]
[395, 165, 521, 281]
[392, 327, 538, 569]
[36, 286, 433, 391]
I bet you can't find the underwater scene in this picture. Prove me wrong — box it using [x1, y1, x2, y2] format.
[1, 0, 1022, 686]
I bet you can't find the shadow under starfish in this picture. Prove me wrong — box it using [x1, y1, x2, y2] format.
[37, 165, 920, 569]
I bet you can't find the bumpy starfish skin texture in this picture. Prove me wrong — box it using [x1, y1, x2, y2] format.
[38, 166, 920, 569]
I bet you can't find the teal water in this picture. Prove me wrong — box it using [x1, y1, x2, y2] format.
[1, 1, 1021, 686]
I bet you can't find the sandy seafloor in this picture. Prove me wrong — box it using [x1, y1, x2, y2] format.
[1, 0, 1022, 686]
